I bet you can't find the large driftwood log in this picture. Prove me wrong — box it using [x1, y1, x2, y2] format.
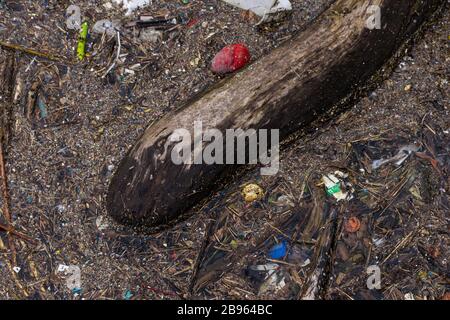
[107, 0, 444, 231]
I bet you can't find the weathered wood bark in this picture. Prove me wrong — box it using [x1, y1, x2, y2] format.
[0, 49, 15, 145]
[107, 0, 444, 231]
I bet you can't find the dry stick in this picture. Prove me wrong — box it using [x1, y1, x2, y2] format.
[0, 222, 37, 244]
[0, 40, 72, 65]
[188, 218, 216, 295]
[0, 141, 17, 266]
[380, 230, 415, 265]
[0, 54, 33, 298]
[0, 143, 11, 222]
[102, 32, 121, 78]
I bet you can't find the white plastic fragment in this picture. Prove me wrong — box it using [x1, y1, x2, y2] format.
[57, 264, 70, 273]
[404, 293, 415, 300]
[372, 144, 420, 170]
[103, 2, 113, 10]
[249, 263, 279, 272]
[373, 238, 385, 247]
[268, 0, 292, 14]
[258, 268, 286, 295]
[222, 0, 292, 18]
[93, 19, 121, 36]
[96, 216, 109, 231]
[66, 5, 81, 30]
[302, 271, 319, 300]
[301, 258, 311, 267]
[248, 263, 286, 295]
[112, 0, 151, 15]
[139, 28, 163, 43]
[56, 204, 66, 213]
[13, 266, 21, 273]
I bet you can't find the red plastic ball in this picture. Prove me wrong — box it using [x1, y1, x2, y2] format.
[211, 44, 251, 74]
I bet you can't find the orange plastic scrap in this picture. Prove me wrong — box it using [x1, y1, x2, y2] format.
[344, 217, 361, 233]
[415, 152, 441, 175]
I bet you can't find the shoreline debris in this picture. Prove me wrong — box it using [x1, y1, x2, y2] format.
[0, 40, 70, 64]
[112, 0, 152, 15]
[371, 144, 420, 170]
[322, 171, 353, 202]
[242, 183, 264, 202]
[77, 21, 89, 61]
[222, 0, 292, 23]
[211, 44, 251, 74]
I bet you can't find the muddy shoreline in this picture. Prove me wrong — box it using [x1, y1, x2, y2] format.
[0, 1, 448, 300]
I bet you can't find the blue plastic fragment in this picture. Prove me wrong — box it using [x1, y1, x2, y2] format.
[269, 241, 287, 260]
[123, 290, 133, 300]
[72, 287, 82, 295]
[26, 195, 33, 204]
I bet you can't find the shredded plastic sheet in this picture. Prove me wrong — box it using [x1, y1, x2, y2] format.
[371, 144, 420, 170]
[222, 0, 292, 17]
[111, 0, 151, 15]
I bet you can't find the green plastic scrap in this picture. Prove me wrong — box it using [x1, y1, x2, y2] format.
[77, 22, 89, 61]
[322, 171, 352, 202]
[326, 183, 341, 196]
